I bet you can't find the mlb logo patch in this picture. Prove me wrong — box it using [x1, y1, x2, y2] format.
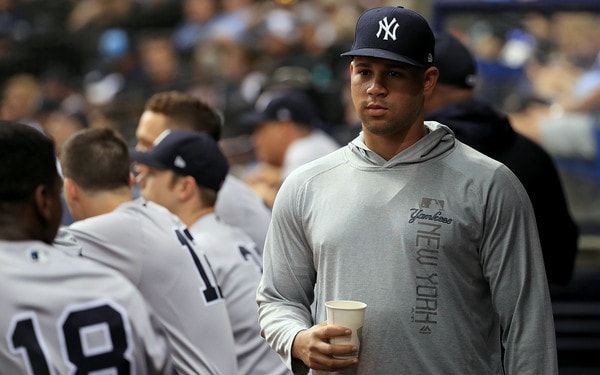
[419, 198, 444, 211]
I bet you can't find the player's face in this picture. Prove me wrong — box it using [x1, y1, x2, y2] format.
[137, 167, 180, 212]
[134, 110, 171, 183]
[135, 111, 170, 151]
[349, 57, 431, 138]
[251, 121, 287, 167]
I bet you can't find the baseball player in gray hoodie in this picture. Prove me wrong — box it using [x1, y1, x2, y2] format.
[257, 6, 557, 375]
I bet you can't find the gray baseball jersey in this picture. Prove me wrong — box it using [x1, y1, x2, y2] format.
[67, 199, 237, 375]
[0, 240, 173, 374]
[216, 174, 271, 253]
[189, 213, 291, 375]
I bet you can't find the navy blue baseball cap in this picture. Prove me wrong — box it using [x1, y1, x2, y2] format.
[241, 91, 321, 129]
[434, 32, 477, 88]
[130, 129, 229, 192]
[341, 6, 434, 68]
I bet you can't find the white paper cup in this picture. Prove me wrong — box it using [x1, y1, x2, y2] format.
[325, 300, 367, 358]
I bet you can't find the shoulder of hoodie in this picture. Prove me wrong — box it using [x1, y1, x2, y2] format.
[422, 121, 521, 195]
[428, 121, 505, 169]
[441, 124, 524, 191]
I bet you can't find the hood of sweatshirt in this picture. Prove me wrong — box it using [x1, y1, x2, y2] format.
[424, 99, 516, 157]
[346, 121, 456, 168]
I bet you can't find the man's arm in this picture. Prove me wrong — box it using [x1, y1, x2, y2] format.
[482, 166, 558, 374]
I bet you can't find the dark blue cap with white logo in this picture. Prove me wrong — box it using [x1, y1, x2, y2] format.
[130, 129, 229, 192]
[341, 6, 434, 68]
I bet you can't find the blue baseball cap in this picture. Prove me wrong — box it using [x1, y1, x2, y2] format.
[434, 32, 477, 88]
[130, 130, 229, 192]
[341, 6, 434, 68]
[241, 91, 321, 129]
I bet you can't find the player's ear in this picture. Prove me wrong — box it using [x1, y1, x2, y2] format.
[128, 172, 135, 189]
[63, 177, 87, 222]
[423, 66, 439, 95]
[33, 183, 55, 223]
[178, 175, 196, 201]
[63, 177, 79, 203]
[32, 181, 63, 243]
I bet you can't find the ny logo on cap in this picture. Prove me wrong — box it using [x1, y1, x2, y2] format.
[376, 17, 399, 41]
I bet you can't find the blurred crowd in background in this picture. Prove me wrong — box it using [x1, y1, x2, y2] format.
[2, 0, 600, 225]
[0, 0, 377, 150]
[433, 1, 600, 230]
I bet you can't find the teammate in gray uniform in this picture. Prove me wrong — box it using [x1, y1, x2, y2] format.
[135, 91, 271, 253]
[256, 6, 558, 375]
[131, 129, 291, 375]
[60, 127, 238, 375]
[0, 122, 173, 374]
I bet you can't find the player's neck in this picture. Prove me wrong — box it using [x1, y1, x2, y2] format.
[181, 206, 215, 228]
[0, 205, 48, 242]
[79, 187, 133, 219]
[363, 123, 429, 161]
[0, 219, 31, 241]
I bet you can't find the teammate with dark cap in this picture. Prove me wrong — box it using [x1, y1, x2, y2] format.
[257, 7, 557, 374]
[425, 32, 579, 287]
[241, 90, 340, 208]
[132, 129, 292, 375]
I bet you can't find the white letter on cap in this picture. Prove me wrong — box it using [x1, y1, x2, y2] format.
[376, 17, 399, 41]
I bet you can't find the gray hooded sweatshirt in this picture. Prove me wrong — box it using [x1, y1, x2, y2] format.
[257, 122, 557, 375]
